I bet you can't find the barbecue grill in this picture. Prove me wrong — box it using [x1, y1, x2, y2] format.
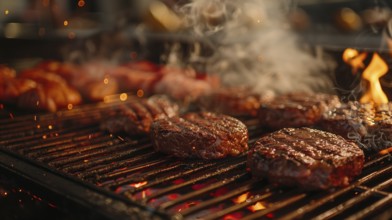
[0, 99, 391, 220]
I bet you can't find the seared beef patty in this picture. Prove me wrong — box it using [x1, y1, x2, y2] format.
[150, 112, 248, 159]
[100, 95, 179, 135]
[198, 87, 274, 117]
[247, 127, 364, 190]
[258, 93, 341, 129]
[320, 102, 392, 151]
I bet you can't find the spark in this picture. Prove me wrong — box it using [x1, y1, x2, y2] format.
[78, 0, 85, 7]
[120, 93, 128, 101]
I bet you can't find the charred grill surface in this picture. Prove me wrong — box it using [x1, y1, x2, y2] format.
[0, 102, 391, 220]
[151, 112, 249, 159]
[247, 127, 365, 190]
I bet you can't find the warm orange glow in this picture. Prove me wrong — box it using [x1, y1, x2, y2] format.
[342, 48, 367, 74]
[78, 0, 86, 7]
[63, 20, 69, 26]
[42, 0, 50, 7]
[360, 53, 389, 106]
[248, 202, 266, 212]
[137, 89, 144, 97]
[4, 10, 9, 15]
[103, 78, 109, 84]
[67, 104, 73, 110]
[379, 146, 392, 155]
[232, 192, 249, 204]
[119, 93, 128, 101]
[130, 181, 148, 188]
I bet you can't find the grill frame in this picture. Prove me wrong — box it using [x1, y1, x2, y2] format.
[0, 101, 391, 220]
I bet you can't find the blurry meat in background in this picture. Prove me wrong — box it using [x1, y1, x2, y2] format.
[1, 0, 392, 110]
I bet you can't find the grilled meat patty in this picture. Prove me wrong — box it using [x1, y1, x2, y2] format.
[320, 102, 392, 151]
[247, 127, 364, 190]
[258, 93, 341, 129]
[100, 95, 179, 135]
[198, 87, 275, 117]
[150, 112, 249, 159]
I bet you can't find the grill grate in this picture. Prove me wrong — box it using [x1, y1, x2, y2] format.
[0, 101, 391, 220]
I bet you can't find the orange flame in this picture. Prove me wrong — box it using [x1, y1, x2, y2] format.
[379, 146, 392, 155]
[360, 53, 389, 106]
[342, 48, 367, 74]
[343, 48, 389, 106]
[130, 181, 148, 188]
[232, 192, 249, 204]
[248, 202, 266, 212]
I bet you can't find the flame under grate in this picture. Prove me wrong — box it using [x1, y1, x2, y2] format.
[0, 102, 391, 220]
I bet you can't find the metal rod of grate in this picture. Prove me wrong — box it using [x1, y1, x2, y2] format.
[0, 103, 391, 220]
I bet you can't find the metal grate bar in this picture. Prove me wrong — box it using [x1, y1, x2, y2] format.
[90, 157, 168, 182]
[144, 160, 248, 202]
[278, 160, 392, 220]
[179, 180, 259, 217]
[78, 153, 165, 180]
[242, 193, 307, 220]
[159, 172, 249, 211]
[345, 195, 392, 220]
[202, 190, 274, 220]
[121, 161, 223, 196]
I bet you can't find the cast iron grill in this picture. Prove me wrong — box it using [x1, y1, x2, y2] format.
[0, 100, 391, 220]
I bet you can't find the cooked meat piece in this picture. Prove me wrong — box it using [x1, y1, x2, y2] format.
[36, 60, 119, 102]
[198, 87, 275, 117]
[247, 127, 364, 190]
[100, 95, 179, 135]
[258, 93, 341, 129]
[17, 82, 82, 112]
[0, 66, 37, 103]
[0, 65, 16, 79]
[154, 73, 213, 104]
[150, 112, 248, 159]
[18, 70, 82, 112]
[320, 102, 392, 152]
[109, 66, 162, 95]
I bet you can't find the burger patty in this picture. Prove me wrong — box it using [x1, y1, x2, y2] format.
[320, 102, 392, 151]
[198, 87, 275, 117]
[150, 112, 248, 159]
[100, 95, 179, 135]
[258, 93, 341, 129]
[247, 127, 364, 190]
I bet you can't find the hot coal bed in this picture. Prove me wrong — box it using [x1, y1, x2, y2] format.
[0, 97, 391, 220]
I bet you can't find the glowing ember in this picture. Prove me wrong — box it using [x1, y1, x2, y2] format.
[379, 146, 392, 155]
[137, 89, 144, 97]
[342, 48, 367, 74]
[67, 104, 73, 110]
[119, 93, 128, 101]
[248, 202, 266, 212]
[78, 0, 86, 7]
[130, 181, 148, 188]
[360, 53, 389, 106]
[63, 20, 69, 26]
[232, 192, 249, 204]
[103, 78, 109, 84]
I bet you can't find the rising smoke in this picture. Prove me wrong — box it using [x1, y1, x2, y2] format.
[172, 0, 336, 94]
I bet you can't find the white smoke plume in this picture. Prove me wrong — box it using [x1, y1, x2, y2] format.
[172, 0, 336, 94]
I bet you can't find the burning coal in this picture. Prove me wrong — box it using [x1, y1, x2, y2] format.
[171, 0, 335, 94]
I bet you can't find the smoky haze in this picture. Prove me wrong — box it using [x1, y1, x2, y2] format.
[174, 0, 336, 94]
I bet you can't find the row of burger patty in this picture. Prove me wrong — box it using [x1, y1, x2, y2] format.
[99, 92, 392, 191]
